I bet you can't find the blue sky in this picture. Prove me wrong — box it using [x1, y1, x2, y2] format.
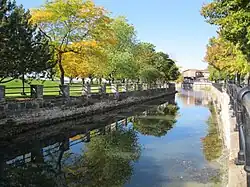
[16, 0, 216, 70]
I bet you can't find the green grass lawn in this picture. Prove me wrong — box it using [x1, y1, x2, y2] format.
[0, 79, 141, 99]
[0, 79, 114, 98]
[0, 79, 60, 97]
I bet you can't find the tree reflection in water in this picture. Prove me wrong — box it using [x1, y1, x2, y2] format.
[64, 127, 141, 187]
[0, 159, 57, 187]
[0, 126, 141, 187]
[201, 103, 222, 161]
[132, 103, 179, 137]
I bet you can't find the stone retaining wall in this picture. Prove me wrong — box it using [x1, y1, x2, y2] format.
[199, 85, 246, 187]
[0, 87, 175, 119]
[0, 87, 176, 141]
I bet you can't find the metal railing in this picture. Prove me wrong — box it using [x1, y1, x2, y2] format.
[226, 83, 250, 186]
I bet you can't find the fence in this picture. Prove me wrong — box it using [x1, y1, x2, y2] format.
[0, 83, 174, 100]
[226, 83, 250, 186]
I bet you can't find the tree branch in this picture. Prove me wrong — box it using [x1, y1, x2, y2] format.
[39, 27, 52, 42]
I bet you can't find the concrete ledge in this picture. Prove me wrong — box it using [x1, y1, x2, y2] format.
[207, 86, 246, 187]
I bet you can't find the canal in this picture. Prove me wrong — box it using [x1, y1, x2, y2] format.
[0, 91, 223, 187]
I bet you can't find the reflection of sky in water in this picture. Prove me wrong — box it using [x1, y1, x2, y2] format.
[125, 94, 217, 187]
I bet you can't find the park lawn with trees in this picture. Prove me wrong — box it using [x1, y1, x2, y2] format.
[0, 0, 180, 98]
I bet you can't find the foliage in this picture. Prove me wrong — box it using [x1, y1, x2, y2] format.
[201, 0, 250, 60]
[0, 0, 180, 88]
[31, 0, 114, 86]
[204, 36, 249, 77]
[134, 43, 180, 83]
[104, 17, 138, 81]
[207, 66, 228, 81]
[0, 0, 53, 84]
[133, 103, 179, 137]
[154, 52, 180, 81]
[176, 74, 184, 83]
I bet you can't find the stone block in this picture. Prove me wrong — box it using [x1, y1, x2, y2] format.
[8, 103, 18, 111]
[30, 85, 43, 99]
[19, 102, 26, 110]
[0, 86, 5, 102]
[138, 84, 143, 91]
[60, 85, 70, 97]
[25, 102, 34, 109]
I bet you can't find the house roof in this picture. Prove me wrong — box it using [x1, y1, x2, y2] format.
[182, 69, 199, 73]
[182, 68, 209, 73]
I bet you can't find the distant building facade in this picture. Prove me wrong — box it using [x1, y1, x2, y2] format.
[182, 69, 210, 82]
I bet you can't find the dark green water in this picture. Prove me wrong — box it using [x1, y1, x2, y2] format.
[0, 91, 223, 187]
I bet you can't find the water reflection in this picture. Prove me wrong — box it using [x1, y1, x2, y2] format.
[133, 103, 179, 137]
[67, 128, 140, 187]
[201, 103, 222, 162]
[178, 89, 212, 107]
[0, 92, 223, 187]
[1, 126, 141, 187]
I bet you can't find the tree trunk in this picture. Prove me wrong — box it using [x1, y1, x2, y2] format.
[82, 78, 85, 85]
[58, 53, 64, 86]
[99, 77, 102, 84]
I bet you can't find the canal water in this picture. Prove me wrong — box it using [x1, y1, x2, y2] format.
[0, 91, 223, 187]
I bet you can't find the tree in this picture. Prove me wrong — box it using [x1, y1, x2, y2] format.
[201, 0, 250, 60]
[0, 0, 54, 93]
[62, 41, 108, 83]
[134, 42, 159, 83]
[204, 35, 249, 78]
[134, 43, 180, 83]
[31, 0, 114, 89]
[154, 52, 180, 82]
[207, 66, 228, 82]
[104, 17, 138, 82]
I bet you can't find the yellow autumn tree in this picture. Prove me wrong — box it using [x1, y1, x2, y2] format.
[62, 40, 108, 83]
[31, 0, 115, 93]
[204, 35, 249, 77]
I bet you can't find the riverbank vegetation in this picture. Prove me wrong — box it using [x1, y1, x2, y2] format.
[0, 0, 180, 93]
[201, 0, 250, 82]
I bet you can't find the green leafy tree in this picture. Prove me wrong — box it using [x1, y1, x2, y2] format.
[201, 0, 250, 60]
[0, 0, 54, 93]
[207, 66, 228, 82]
[134, 43, 179, 83]
[134, 42, 160, 83]
[105, 17, 138, 82]
[154, 52, 180, 82]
